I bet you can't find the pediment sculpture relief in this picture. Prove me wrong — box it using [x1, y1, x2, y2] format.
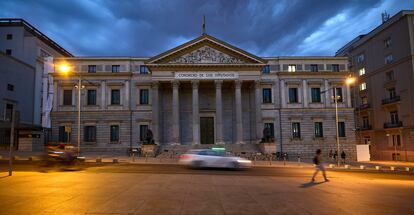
[169, 46, 245, 64]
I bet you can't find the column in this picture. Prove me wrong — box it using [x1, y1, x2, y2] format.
[192, 80, 200, 145]
[124, 80, 130, 109]
[346, 84, 352, 107]
[302, 80, 308, 108]
[324, 79, 330, 108]
[280, 79, 286, 108]
[235, 80, 243, 144]
[53, 81, 58, 111]
[151, 81, 160, 144]
[254, 80, 263, 141]
[215, 80, 224, 144]
[100, 81, 106, 109]
[171, 80, 180, 144]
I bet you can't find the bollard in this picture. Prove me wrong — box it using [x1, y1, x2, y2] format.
[297, 157, 301, 166]
[132, 153, 135, 162]
[390, 166, 395, 171]
[360, 165, 365, 170]
[283, 156, 286, 166]
[269, 157, 272, 166]
[344, 164, 350, 169]
[145, 154, 148, 163]
[375, 166, 381, 170]
[405, 167, 410, 172]
[113, 159, 118, 163]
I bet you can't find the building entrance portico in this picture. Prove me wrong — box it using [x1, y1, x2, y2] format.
[200, 117, 214, 144]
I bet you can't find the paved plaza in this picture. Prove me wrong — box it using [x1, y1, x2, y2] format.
[0, 164, 414, 215]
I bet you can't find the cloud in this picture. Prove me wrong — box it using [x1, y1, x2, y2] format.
[0, 0, 413, 57]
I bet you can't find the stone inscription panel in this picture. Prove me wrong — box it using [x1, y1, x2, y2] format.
[175, 72, 239, 80]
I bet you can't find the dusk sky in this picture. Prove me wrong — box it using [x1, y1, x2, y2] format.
[1, 0, 413, 57]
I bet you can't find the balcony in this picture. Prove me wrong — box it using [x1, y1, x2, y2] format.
[383, 121, 403, 129]
[356, 103, 370, 111]
[382, 96, 400, 105]
[359, 125, 372, 131]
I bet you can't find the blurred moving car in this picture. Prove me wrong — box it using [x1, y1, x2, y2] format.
[42, 144, 84, 169]
[179, 148, 252, 169]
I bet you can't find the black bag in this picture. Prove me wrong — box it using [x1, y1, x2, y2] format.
[313, 156, 319, 165]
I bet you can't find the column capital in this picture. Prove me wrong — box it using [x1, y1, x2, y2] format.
[152, 81, 159, 89]
[235, 80, 242, 89]
[215, 80, 223, 88]
[254, 80, 261, 89]
[191, 80, 199, 89]
[171, 80, 180, 88]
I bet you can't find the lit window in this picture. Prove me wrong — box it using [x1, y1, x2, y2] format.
[358, 68, 365, 76]
[359, 82, 367, 91]
[288, 65, 296, 72]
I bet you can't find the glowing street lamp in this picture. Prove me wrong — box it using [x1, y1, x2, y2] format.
[58, 63, 83, 155]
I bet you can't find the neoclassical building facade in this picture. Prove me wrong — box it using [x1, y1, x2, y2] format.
[50, 34, 356, 158]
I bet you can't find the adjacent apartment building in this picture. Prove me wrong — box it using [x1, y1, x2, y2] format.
[0, 19, 72, 151]
[336, 10, 414, 161]
[51, 34, 356, 159]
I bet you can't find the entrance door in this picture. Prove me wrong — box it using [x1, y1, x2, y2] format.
[200, 117, 214, 144]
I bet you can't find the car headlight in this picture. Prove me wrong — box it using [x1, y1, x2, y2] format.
[237, 160, 251, 164]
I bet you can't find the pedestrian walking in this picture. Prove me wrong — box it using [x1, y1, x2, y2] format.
[333, 150, 338, 161]
[311, 149, 329, 182]
[328, 150, 333, 161]
[341, 151, 346, 164]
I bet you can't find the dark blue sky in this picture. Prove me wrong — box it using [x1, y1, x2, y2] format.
[1, 0, 413, 57]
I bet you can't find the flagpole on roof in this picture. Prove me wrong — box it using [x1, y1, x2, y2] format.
[202, 15, 206, 35]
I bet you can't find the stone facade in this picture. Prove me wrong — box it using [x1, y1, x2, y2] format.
[50, 34, 356, 159]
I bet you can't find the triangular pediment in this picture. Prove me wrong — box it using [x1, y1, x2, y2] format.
[146, 34, 266, 65]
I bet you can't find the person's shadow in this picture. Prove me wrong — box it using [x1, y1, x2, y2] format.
[299, 181, 327, 188]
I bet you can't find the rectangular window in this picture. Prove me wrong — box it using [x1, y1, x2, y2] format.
[357, 54, 365, 63]
[110, 125, 119, 142]
[139, 65, 149, 74]
[292, 122, 301, 138]
[262, 65, 270, 74]
[314, 122, 323, 138]
[392, 135, 401, 147]
[386, 71, 394, 81]
[58, 126, 70, 143]
[362, 116, 369, 128]
[311, 88, 321, 103]
[87, 90, 96, 105]
[288, 64, 296, 72]
[338, 122, 346, 137]
[262, 88, 272, 103]
[264, 123, 275, 138]
[333, 87, 343, 102]
[140, 125, 149, 142]
[359, 82, 367, 91]
[111, 89, 120, 105]
[332, 64, 340, 72]
[139, 89, 149, 105]
[361, 96, 368, 105]
[84, 126, 96, 142]
[6, 34, 13, 40]
[112, 65, 120, 73]
[310, 64, 318, 72]
[390, 111, 399, 124]
[7, 84, 14, 91]
[385, 54, 393, 64]
[384, 37, 391, 48]
[63, 90, 72, 105]
[5, 104, 13, 121]
[5, 49, 12, 55]
[359, 68, 365, 76]
[388, 88, 396, 98]
[88, 65, 97, 73]
[288, 88, 298, 103]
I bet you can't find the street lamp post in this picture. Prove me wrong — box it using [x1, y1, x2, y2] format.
[322, 76, 355, 167]
[59, 63, 83, 156]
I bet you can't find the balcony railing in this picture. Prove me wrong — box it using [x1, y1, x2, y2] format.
[384, 121, 403, 129]
[359, 125, 372, 131]
[382, 96, 400, 105]
[356, 103, 370, 110]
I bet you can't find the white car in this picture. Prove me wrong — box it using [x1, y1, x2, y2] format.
[179, 149, 252, 169]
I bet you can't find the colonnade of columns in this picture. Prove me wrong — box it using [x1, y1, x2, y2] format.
[151, 80, 263, 145]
